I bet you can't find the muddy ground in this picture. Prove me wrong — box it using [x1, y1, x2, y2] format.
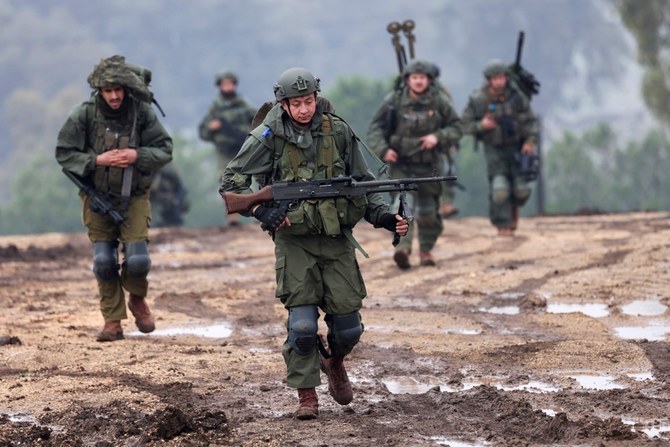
[1, 212, 670, 446]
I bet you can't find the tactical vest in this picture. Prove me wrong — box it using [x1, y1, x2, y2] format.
[273, 114, 367, 237]
[390, 89, 445, 165]
[87, 100, 152, 196]
[473, 87, 523, 147]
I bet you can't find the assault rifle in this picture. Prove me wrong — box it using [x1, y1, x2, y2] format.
[62, 168, 128, 228]
[220, 175, 456, 215]
[219, 175, 456, 242]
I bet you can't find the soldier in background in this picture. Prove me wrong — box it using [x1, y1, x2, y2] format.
[150, 164, 190, 227]
[198, 70, 256, 225]
[461, 59, 539, 236]
[367, 59, 462, 269]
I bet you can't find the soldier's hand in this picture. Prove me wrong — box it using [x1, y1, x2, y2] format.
[481, 114, 497, 130]
[521, 142, 535, 155]
[419, 134, 438, 150]
[108, 149, 137, 168]
[380, 213, 408, 236]
[208, 119, 222, 131]
[252, 204, 289, 232]
[383, 148, 399, 163]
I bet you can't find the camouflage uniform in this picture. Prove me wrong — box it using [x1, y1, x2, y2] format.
[461, 61, 539, 230]
[150, 163, 190, 227]
[198, 72, 257, 170]
[55, 55, 172, 339]
[221, 68, 400, 413]
[367, 60, 462, 264]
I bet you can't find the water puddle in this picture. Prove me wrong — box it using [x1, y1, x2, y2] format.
[546, 303, 609, 318]
[442, 328, 482, 335]
[478, 305, 520, 315]
[641, 425, 670, 439]
[429, 437, 490, 447]
[131, 322, 233, 338]
[614, 322, 670, 341]
[627, 371, 653, 381]
[382, 376, 558, 394]
[7, 413, 36, 423]
[567, 374, 625, 390]
[620, 299, 667, 316]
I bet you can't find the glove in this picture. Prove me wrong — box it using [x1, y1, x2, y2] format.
[379, 213, 399, 233]
[253, 204, 287, 231]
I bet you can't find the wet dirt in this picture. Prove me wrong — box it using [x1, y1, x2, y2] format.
[1, 212, 669, 446]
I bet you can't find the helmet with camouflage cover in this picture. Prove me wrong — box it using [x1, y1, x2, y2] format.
[273, 67, 320, 102]
[87, 55, 153, 103]
[403, 59, 438, 79]
[483, 59, 508, 78]
[215, 70, 238, 86]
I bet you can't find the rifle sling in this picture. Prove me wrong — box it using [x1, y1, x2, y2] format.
[120, 101, 139, 213]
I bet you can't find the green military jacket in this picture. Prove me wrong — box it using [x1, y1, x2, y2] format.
[221, 101, 391, 235]
[367, 86, 462, 167]
[55, 95, 173, 196]
[462, 83, 539, 148]
[198, 93, 257, 158]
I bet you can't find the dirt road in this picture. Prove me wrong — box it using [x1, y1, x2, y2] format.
[1, 212, 669, 446]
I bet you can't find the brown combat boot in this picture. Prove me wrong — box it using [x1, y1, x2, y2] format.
[128, 294, 156, 333]
[393, 248, 411, 270]
[419, 251, 436, 266]
[296, 388, 319, 420]
[497, 227, 514, 237]
[439, 202, 459, 219]
[320, 355, 353, 405]
[96, 321, 124, 342]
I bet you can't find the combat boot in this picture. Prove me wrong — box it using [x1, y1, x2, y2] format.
[419, 251, 436, 266]
[128, 294, 156, 333]
[320, 355, 353, 405]
[393, 248, 411, 270]
[96, 321, 124, 342]
[439, 202, 459, 219]
[296, 388, 319, 420]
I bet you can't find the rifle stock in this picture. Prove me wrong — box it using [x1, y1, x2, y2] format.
[219, 175, 457, 215]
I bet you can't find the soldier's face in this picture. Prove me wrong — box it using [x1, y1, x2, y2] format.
[219, 78, 237, 95]
[282, 93, 317, 124]
[407, 73, 430, 95]
[100, 86, 125, 109]
[488, 73, 508, 92]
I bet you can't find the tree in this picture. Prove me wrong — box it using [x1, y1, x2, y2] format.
[617, 0, 670, 126]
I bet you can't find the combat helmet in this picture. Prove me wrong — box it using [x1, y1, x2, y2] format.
[87, 55, 154, 104]
[483, 59, 508, 78]
[273, 67, 320, 102]
[403, 59, 438, 79]
[215, 70, 238, 86]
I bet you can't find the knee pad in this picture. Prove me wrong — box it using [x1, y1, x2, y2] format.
[288, 305, 319, 356]
[92, 241, 118, 281]
[327, 312, 363, 355]
[491, 176, 510, 205]
[124, 241, 151, 277]
[513, 185, 531, 205]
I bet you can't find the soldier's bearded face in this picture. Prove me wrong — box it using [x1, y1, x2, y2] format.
[407, 73, 430, 95]
[489, 73, 508, 93]
[100, 86, 125, 109]
[282, 93, 317, 124]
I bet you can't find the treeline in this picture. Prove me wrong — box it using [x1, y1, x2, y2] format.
[1, 75, 668, 236]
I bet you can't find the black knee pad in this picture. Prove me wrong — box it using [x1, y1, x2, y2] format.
[124, 241, 151, 277]
[287, 305, 319, 356]
[327, 311, 363, 355]
[92, 241, 118, 281]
